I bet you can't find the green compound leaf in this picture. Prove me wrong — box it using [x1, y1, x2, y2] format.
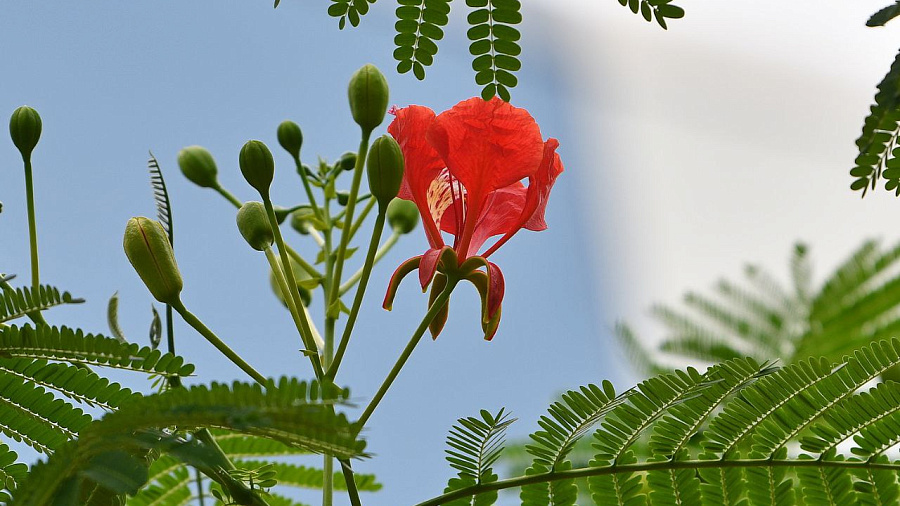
[0, 284, 84, 324]
[443, 408, 515, 506]
[466, 0, 522, 102]
[394, 0, 452, 81]
[851, 49, 900, 196]
[614, 0, 684, 29]
[328, 0, 378, 29]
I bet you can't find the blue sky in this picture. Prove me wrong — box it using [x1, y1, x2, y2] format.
[0, 2, 618, 504]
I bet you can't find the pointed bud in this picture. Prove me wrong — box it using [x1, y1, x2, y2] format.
[9, 106, 42, 160]
[348, 64, 389, 133]
[336, 190, 351, 206]
[177, 146, 219, 189]
[367, 135, 404, 210]
[386, 198, 419, 234]
[236, 201, 274, 251]
[277, 120, 303, 159]
[239, 140, 275, 198]
[124, 217, 183, 305]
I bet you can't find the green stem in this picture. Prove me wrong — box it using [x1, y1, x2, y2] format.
[323, 454, 334, 506]
[171, 300, 267, 385]
[285, 245, 323, 280]
[195, 468, 206, 506]
[414, 457, 900, 506]
[327, 212, 387, 380]
[346, 196, 376, 244]
[356, 277, 458, 428]
[339, 228, 399, 296]
[23, 159, 40, 297]
[265, 247, 324, 351]
[292, 154, 323, 221]
[262, 199, 325, 379]
[214, 185, 244, 208]
[328, 131, 371, 312]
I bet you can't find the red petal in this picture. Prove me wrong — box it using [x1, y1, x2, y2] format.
[440, 182, 527, 257]
[418, 247, 443, 289]
[524, 139, 564, 231]
[388, 105, 446, 249]
[485, 261, 505, 319]
[383, 255, 422, 310]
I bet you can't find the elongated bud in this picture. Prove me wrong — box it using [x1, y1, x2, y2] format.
[177, 146, 219, 189]
[236, 201, 274, 251]
[367, 135, 404, 210]
[277, 120, 303, 159]
[239, 140, 275, 198]
[348, 64, 389, 133]
[9, 106, 42, 160]
[386, 198, 419, 234]
[124, 217, 183, 305]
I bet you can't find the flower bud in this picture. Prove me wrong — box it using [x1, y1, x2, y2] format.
[177, 146, 219, 189]
[123, 217, 183, 305]
[290, 207, 317, 235]
[277, 120, 303, 159]
[9, 106, 42, 160]
[269, 257, 313, 307]
[337, 190, 350, 206]
[239, 140, 275, 198]
[386, 198, 419, 234]
[367, 135, 404, 210]
[348, 64, 389, 133]
[236, 201, 273, 251]
[338, 152, 357, 172]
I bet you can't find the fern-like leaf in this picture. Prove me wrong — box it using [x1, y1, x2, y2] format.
[0, 325, 195, 377]
[126, 465, 192, 506]
[797, 452, 858, 506]
[800, 381, 900, 455]
[394, 0, 451, 80]
[443, 408, 515, 506]
[854, 456, 900, 506]
[0, 284, 84, 324]
[520, 381, 622, 505]
[851, 49, 900, 196]
[328, 0, 376, 29]
[147, 151, 172, 242]
[0, 442, 27, 503]
[613, 0, 684, 29]
[466, 0, 522, 101]
[107, 291, 127, 343]
[586, 450, 645, 506]
[233, 459, 381, 492]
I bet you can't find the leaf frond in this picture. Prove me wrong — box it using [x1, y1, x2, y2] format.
[0, 284, 84, 324]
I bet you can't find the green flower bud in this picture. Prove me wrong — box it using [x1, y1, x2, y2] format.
[336, 190, 350, 206]
[277, 120, 303, 159]
[290, 207, 317, 235]
[177, 145, 219, 189]
[367, 134, 405, 209]
[123, 217, 183, 305]
[338, 152, 357, 172]
[9, 106, 42, 160]
[348, 64, 389, 133]
[386, 198, 419, 234]
[236, 201, 274, 251]
[239, 140, 275, 198]
[269, 257, 312, 307]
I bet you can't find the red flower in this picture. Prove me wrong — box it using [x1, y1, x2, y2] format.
[382, 97, 564, 340]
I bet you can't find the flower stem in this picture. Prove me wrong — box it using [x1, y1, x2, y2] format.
[327, 212, 387, 380]
[262, 199, 325, 378]
[328, 131, 371, 314]
[264, 247, 324, 350]
[292, 154, 323, 221]
[23, 159, 40, 297]
[346, 196, 376, 244]
[171, 300, 267, 385]
[214, 184, 243, 208]
[356, 277, 458, 428]
[339, 228, 399, 296]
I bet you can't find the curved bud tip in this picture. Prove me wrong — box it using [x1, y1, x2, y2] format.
[236, 201, 274, 251]
[348, 64, 389, 133]
[177, 145, 219, 189]
[367, 135, 405, 210]
[386, 198, 419, 234]
[239, 140, 275, 198]
[338, 151, 357, 172]
[123, 217, 183, 305]
[9, 106, 42, 160]
[277, 120, 303, 159]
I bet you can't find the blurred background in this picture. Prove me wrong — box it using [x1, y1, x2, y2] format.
[2, 0, 900, 504]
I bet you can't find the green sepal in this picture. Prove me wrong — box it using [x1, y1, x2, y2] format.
[464, 270, 502, 341]
[428, 273, 451, 339]
[383, 256, 422, 311]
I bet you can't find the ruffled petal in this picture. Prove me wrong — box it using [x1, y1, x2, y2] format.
[388, 105, 446, 249]
[440, 182, 527, 257]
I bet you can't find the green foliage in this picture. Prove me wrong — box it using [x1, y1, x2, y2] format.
[851, 49, 900, 195]
[869, 2, 900, 28]
[466, 0, 521, 101]
[328, 0, 377, 29]
[616, 240, 900, 373]
[394, 0, 451, 80]
[0, 324, 195, 377]
[613, 0, 684, 29]
[0, 284, 83, 324]
[422, 339, 900, 506]
[443, 409, 515, 506]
